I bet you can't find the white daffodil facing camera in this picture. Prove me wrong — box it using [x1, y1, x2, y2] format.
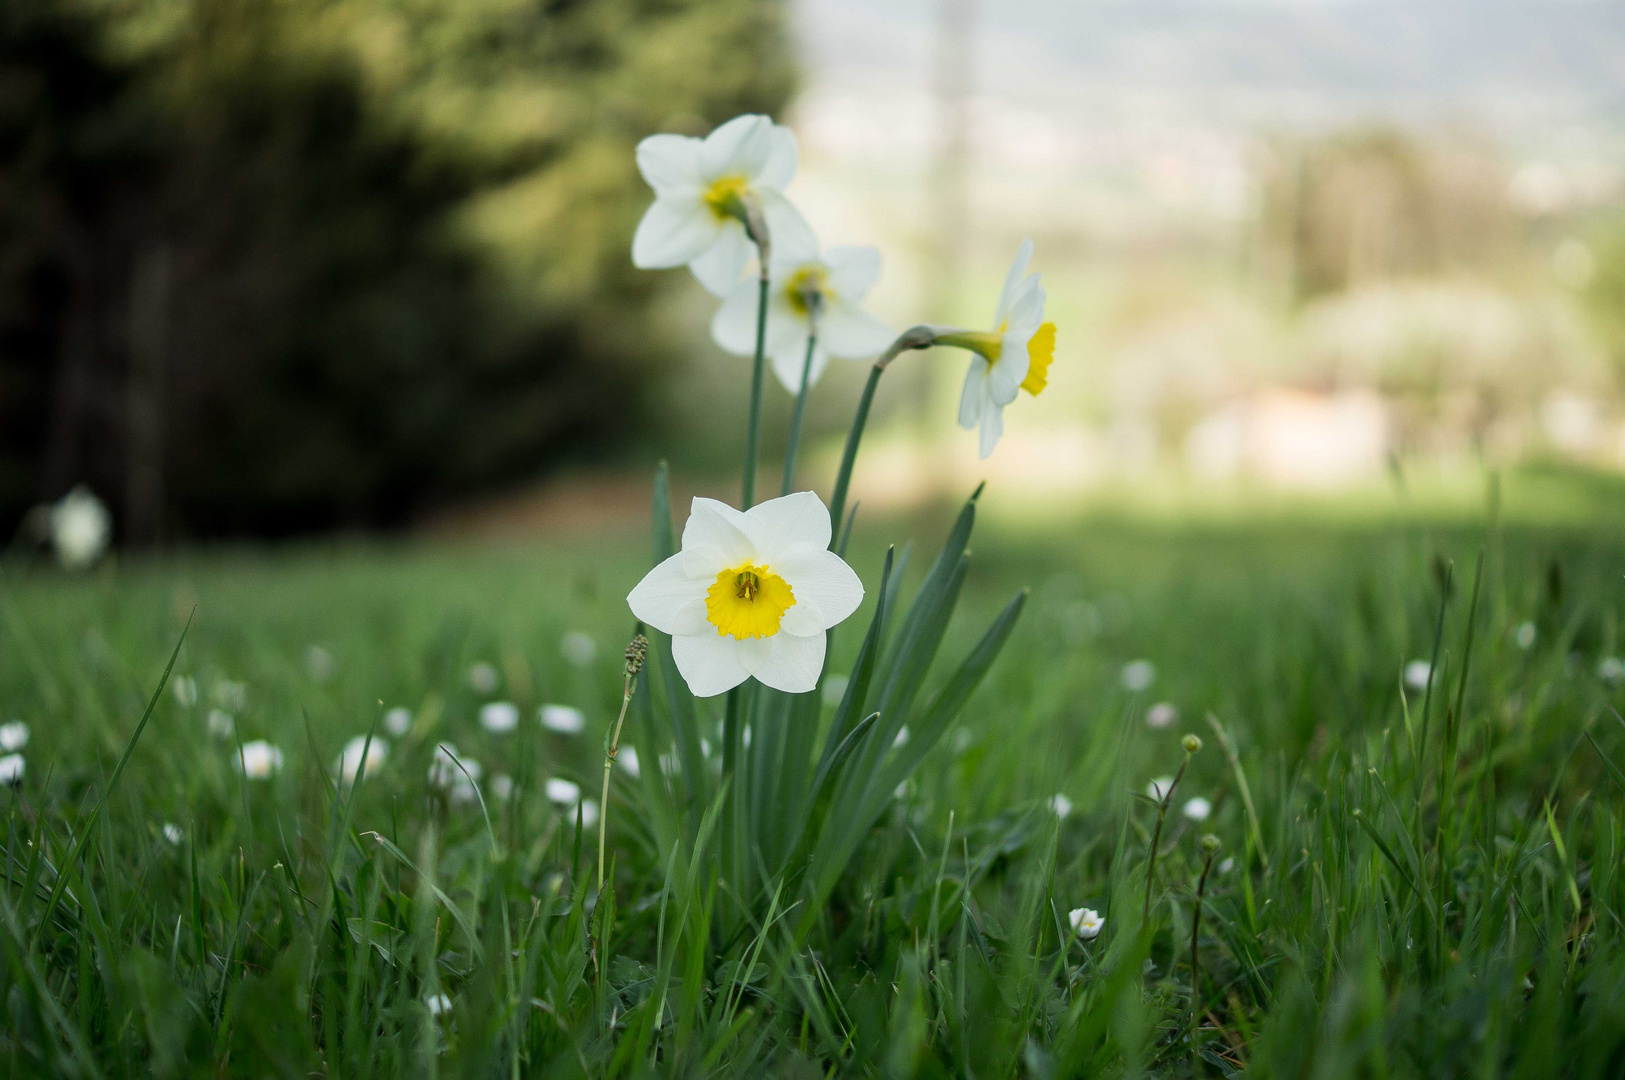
[940, 239, 1056, 459]
[627, 492, 864, 697]
[631, 114, 816, 297]
[711, 238, 895, 393]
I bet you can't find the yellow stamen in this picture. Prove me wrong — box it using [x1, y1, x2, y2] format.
[703, 175, 751, 222]
[784, 265, 829, 316]
[1021, 322, 1056, 396]
[705, 563, 795, 639]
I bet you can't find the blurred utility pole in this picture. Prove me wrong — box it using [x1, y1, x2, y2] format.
[125, 242, 171, 546]
[921, 0, 973, 426]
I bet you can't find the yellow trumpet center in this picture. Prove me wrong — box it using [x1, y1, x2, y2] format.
[703, 174, 751, 221]
[784, 265, 829, 316]
[1021, 322, 1056, 396]
[705, 563, 795, 639]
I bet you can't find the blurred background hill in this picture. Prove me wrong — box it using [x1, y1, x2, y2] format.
[6, 0, 1625, 546]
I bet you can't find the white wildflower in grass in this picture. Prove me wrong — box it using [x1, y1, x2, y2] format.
[821, 674, 849, 706]
[619, 746, 641, 778]
[162, 823, 183, 845]
[545, 778, 581, 805]
[335, 736, 388, 783]
[711, 237, 894, 393]
[1069, 907, 1104, 941]
[1514, 621, 1537, 649]
[1600, 657, 1625, 684]
[1049, 793, 1074, 818]
[1145, 701, 1178, 729]
[171, 676, 198, 707]
[1183, 796, 1212, 822]
[426, 993, 452, 1018]
[631, 114, 815, 296]
[951, 727, 975, 754]
[892, 726, 910, 749]
[479, 701, 519, 733]
[0, 754, 24, 786]
[937, 240, 1055, 459]
[234, 741, 284, 780]
[428, 743, 481, 789]
[1404, 660, 1433, 693]
[50, 486, 111, 569]
[560, 631, 597, 668]
[627, 492, 864, 696]
[490, 774, 515, 801]
[468, 662, 499, 695]
[304, 646, 335, 683]
[539, 704, 586, 735]
[206, 710, 235, 739]
[1147, 776, 1175, 802]
[383, 706, 413, 737]
[1121, 660, 1155, 693]
[213, 680, 247, 711]
[579, 799, 600, 828]
[0, 721, 29, 752]
[1218, 857, 1236, 875]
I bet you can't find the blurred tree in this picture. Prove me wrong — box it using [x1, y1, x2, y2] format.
[0, 0, 793, 540]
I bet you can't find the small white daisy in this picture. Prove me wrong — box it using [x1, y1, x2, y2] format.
[1069, 907, 1104, 940]
[1182, 796, 1212, 822]
[162, 823, 184, 845]
[335, 736, 388, 783]
[1514, 621, 1536, 650]
[1049, 793, 1074, 819]
[1145, 702, 1178, 729]
[545, 778, 581, 805]
[426, 993, 452, 1017]
[234, 741, 284, 780]
[305, 646, 335, 683]
[468, 662, 499, 695]
[1404, 660, 1433, 693]
[1121, 660, 1155, 693]
[490, 774, 515, 801]
[206, 709, 235, 739]
[171, 676, 198, 707]
[560, 632, 597, 668]
[480, 702, 520, 734]
[1147, 776, 1175, 802]
[619, 746, 641, 778]
[383, 706, 413, 737]
[0, 754, 24, 786]
[0, 721, 29, 752]
[539, 705, 586, 735]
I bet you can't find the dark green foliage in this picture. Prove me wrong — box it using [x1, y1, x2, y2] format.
[0, 0, 793, 539]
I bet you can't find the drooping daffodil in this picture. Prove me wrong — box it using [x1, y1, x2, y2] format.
[627, 492, 864, 696]
[711, 237, 895, 392]
[937, 239, 1055, 458]
[631, 114, 816, 297]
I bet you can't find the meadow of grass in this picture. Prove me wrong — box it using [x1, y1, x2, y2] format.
[5, 468, 1625, 1077]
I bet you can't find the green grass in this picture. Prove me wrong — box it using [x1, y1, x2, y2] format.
[5, 480, 1625, 1077]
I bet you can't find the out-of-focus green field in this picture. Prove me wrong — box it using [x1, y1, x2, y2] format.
[4, 466, 1625, 1076]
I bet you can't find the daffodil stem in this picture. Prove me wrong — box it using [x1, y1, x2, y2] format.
[780, 333, 818, 497]
[741, 269, 770, 509]
[828, 325, 935, 546]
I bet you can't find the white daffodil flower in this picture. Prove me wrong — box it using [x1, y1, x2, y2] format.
[627, 491, 864, 697]
[941, 239, 1056, 459]
[711, 239, 894, 392]
[631, 114, 816, 296]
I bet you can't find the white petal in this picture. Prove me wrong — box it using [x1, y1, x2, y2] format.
[627, 552, 711, 636]
[750, 632, 827, 694]
[711, 279, 766, 356]
[743, 491, 832, 553]
[756, 123, 799, 190]
[773, 545, 864, 631]
[823, 245, 881, 300]
[771, 339, 828, 393]
[636, 133, 704, 193]
[688, 221, 752, 296]
[978, 397, 1005, 459]
[757, 190, 816, 264]
[701, 114, 773, 178]
[681, 497, 757, 573]
[994, 238, 1034, 325]
[958, 357, 989, 429]
[672, 632, 750, 697]
[1004, 278, 1046, 338]
[633, 197, 720, 269]
[988, 346, 1028, 406]
[818, 300, 894, 360]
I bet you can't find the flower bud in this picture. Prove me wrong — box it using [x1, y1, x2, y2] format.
[1201, 833, 1222, 853]
[625, 634, 649, 677]
[1182, 734, 1203, 754]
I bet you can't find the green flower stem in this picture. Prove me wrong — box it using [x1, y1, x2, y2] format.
[780, 333, 818, 497]
[1142, 752, 1191, 923]
[828, 325, 935, 546]
[741, 269, 770, 509]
